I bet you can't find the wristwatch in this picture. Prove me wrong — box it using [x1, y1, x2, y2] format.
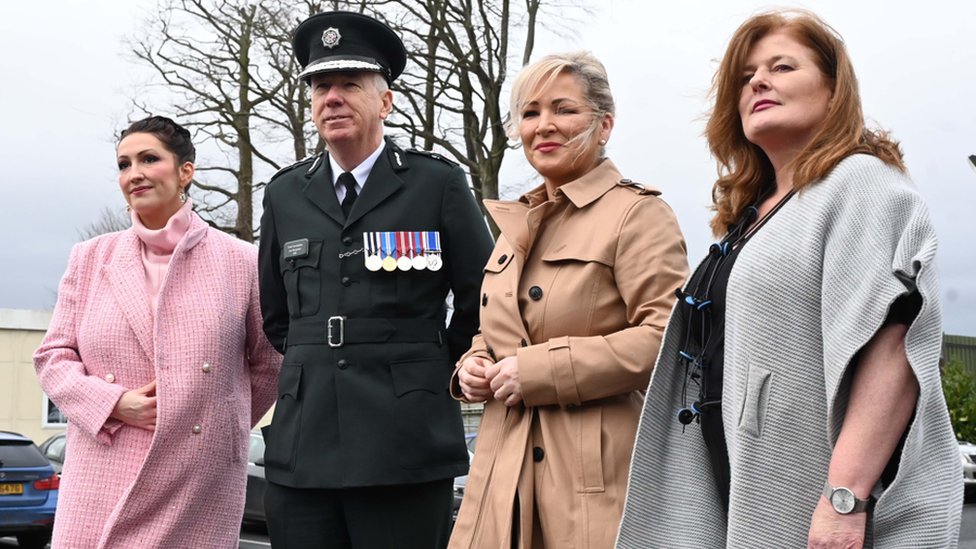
[822, 481, 871, 514]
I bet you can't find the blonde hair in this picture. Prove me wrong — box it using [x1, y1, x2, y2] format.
[706, 9, 905, 236]
[506, 51, 615, 158]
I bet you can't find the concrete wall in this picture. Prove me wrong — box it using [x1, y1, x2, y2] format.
[0, 309, 59, 445]
[461, 402, 483, 434]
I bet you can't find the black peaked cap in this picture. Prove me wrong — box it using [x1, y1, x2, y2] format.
[293, 11, 407, 83]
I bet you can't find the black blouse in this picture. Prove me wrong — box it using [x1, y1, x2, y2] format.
[683, 227, 752, 515]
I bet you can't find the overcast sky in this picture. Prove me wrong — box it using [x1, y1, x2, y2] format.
[0, 0, 973, 335]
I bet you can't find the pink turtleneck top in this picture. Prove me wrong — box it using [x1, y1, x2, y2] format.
[130, 199, 204, 315]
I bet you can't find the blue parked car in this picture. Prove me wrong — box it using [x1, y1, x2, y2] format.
[0, 431, 59, 549]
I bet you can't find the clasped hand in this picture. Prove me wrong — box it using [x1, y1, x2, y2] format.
[458, 355, 522, 406]
[110, 379, 158, 431]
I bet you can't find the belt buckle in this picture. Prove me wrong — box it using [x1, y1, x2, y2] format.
[328, 316, 345, 348]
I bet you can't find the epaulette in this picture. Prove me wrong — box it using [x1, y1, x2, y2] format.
[270, 152, 323, 181]
[406, 148, 459, 167]
[616, 178, 660, 196]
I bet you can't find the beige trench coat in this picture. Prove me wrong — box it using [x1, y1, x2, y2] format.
[448, 159, 689, 549]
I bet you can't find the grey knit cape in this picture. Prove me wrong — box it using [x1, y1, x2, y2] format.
[616, 155, 962, 548]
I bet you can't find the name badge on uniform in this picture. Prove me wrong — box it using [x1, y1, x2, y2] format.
[283, 238, 309, 259]
[363, 232, 383, 271]
[424, 231, 443, 271]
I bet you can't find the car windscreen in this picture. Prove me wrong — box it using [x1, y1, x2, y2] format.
[248, 435, 266, 464]
[0, 441, 49, 468]
[44, 436, 66, 462]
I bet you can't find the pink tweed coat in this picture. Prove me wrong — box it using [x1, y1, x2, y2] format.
[34, 213, 281, 549]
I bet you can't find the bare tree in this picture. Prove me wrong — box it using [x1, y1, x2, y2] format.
[78, 207, 133, 241]
[128, 0, 296, 242]
[373, 0, 585, 235]
[128, 0, 583, 240]
[252, 1, 336, 161]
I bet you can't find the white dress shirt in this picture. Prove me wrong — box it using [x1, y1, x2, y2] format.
[329, 140, 386, 203]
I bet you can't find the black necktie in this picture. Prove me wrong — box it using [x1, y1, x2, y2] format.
[338, 172, 358, 218]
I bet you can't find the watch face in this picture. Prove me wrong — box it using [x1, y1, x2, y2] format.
[831, 488, 856, 514]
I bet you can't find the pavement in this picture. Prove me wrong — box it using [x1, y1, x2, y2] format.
[0, 522, 271, 548]
[960, 501, 976, 549]
[5, 504, 976, 547]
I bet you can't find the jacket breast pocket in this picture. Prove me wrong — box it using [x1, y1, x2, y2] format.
[737, 364, 773, 439]
[389, 358, 467, 469]
[280, 241, 322, 319]
[540, 247, 613, 334]
[264, 363, 303, 472]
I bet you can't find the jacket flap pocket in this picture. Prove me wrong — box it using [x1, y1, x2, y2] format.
[279, 363, 302, 400]
[737, 364, 772, 439]
[579, 406, 606, 492]
[390, 358, 451, 396]
[280, 240, 323, 272]
[541, 240, 614, 267]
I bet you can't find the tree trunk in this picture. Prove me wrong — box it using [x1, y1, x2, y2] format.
[236, 10, 255, 242]
[477, 170, 501, 238]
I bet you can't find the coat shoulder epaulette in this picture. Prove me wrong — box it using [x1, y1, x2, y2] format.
[270, 152, 323, 181]
[406, 148, 459, 167]
[616, 178, 661, 196]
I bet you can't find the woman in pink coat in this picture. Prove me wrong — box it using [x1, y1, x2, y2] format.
[34, 116, 281, 549]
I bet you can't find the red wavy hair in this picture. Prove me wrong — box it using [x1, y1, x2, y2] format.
[706, 10, 905, 236]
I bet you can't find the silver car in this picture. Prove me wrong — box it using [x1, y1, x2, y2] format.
[959, 441, 976, 500]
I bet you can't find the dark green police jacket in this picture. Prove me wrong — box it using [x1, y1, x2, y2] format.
[258, 136, 493, 488]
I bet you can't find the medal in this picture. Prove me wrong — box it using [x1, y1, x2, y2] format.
[381, 232, 397, 272]
[411, 232, 427, 270]
[364, 232, 382, 271]
[397, 231, 412, 271]
[426, 231, 443, 271]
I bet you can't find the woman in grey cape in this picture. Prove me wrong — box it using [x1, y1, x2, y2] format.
[616, 10, 961, 549]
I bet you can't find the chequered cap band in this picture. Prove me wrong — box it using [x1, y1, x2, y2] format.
[298, 58, 385, 79]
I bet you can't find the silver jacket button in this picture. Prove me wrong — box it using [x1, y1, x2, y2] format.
[202, 363, 211, 373]
[104, 373, 115, 383]
[192, 424, 202, 434]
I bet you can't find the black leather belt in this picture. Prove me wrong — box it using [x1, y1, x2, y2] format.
[285, 317, 444, 348]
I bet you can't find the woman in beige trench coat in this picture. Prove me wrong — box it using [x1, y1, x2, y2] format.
[448, 52, 690, 549]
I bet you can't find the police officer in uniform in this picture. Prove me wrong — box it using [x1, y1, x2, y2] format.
[258, 11, 494, 549]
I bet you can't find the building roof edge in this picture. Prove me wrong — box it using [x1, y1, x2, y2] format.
[0, 309, 53, 331]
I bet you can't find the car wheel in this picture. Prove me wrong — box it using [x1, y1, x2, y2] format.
[17, 530, 52, 549]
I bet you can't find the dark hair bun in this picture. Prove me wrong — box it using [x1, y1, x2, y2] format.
[120, 116, 196, 164]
